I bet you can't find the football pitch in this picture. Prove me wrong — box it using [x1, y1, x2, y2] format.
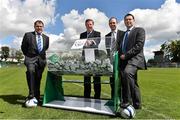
[0, 65, 180, 119]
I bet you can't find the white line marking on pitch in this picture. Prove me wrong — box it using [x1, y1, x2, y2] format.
[72, 83, 171, 119]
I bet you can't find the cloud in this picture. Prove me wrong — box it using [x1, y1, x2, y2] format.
[10, 32, 64, 51]
[11, 37, 22, 49]
[50, 0, 180, 60]
[118, 0, 180, 59]
[2, 0, 180, 61]
[144, 44, 162, 60]
[131, 0, 180, 41]
[0, 0, 56, 39]
[47, 33, 65, 51]
[49, 8, 110, 51]
[61, 8, 109, 39]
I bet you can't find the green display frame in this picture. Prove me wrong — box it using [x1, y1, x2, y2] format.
[43, 51, 121, 115]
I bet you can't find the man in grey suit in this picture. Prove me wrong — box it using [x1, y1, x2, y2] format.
[80, 19, 101, 99]
[105, 17, 124, 99]
[118, 14, 146, 109]
[21, 20, 49, 106]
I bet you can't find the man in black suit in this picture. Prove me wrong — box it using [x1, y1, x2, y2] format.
[21, 20, 49, 106]
[105, 17, 124, 99]
[118, 14, 146, 109]
[80, 19, 101, 99]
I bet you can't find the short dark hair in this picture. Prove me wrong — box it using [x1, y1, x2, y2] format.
[109, 17, 118, 23]
[34, 20, 44, 26]
[124, 13, 135, 20]
[85, 19, 94, 24]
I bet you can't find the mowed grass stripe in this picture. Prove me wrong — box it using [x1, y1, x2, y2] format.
[0, 66, 180, 119]
[138, 68, 180, 119]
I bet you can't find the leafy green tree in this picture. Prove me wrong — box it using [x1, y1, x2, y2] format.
[147, 58, 155, 64]
[0, 51, 2, 61]
[10, 48, 16, 62]
[15, 50, 24, 63]
[161, 40, 180, 62]
[1, 46, 10, 61]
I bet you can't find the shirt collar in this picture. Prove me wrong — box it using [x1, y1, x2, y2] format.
[127, 26, 134, 31]
[87, 30, 93, 34]
[35, 31, 42, 36]
[111, 29, 117, 33]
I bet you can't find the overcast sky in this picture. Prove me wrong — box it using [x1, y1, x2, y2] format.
[0, 0, 180, 60]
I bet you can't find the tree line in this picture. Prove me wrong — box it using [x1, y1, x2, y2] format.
[147, 39, 180, 66]
[0, 46, 23, 63]
[1, 39, 180, 64]
[161, 39, 180, 62]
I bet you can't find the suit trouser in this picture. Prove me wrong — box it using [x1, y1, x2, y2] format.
[84, 75, 101, 99]
[110, 76, 114, 99]
[26, 63, 44, 100]
[120, 64, 141, 107]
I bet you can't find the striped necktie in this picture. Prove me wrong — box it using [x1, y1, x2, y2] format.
[111, 32, 116, 52]
[37, 34, 42, 53]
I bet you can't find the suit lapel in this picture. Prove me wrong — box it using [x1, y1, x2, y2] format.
[87, 30, 94, 38]
[116, 30, 120, 42]
[128, 27, 135, 40]
[127, 27, 135, 47]
[106, 32, 111, 48]
[42, 34, 46, 51]
[116, 31, 120, 49]
[117, 30, 125, 52]
[32, 32, 38, 51]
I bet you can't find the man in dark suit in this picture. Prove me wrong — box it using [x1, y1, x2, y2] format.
[21, 20, 49, 106]
[105, 17, 124, 99]
[80, 19, 101, 99]
[118, 14, 146, 109]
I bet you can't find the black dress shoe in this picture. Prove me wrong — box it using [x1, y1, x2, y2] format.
[133, 105, 142, 109]
[120, 102, 130, 108]
[38, 100, 43, 106]
[94, 96, 100, 99]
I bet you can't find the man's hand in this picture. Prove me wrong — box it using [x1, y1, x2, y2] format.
[84, 40, 95, 46]
[120, 54, 125, 60]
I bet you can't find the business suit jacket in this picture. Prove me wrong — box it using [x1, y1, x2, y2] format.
[105, 30, 124, 58]
[21, 31, 49, 99]
[80, 30, 101, 98]
[105, 29, 124, 99]
[118, 27, 146, 69]
[80, 30, 101, 60]
[21, 31, 49, 67]
[80, 30, 101, 48]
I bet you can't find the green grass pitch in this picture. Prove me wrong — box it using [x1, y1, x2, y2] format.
[0, 65, 180, 119]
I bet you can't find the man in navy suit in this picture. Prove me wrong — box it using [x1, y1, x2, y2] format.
[80, 19, 101, 99]
[118, 14, 146, 109]
[21, 20, 49, 106]
[105, 17, 124, 99]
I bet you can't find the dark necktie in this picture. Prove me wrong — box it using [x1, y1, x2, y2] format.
[37, 34, 42, 53]
[122, 30, 130, 53]
[87, 32, 91, 38]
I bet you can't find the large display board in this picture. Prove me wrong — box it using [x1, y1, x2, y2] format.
[43, 37, 121, 116]
[47, 37, 113, 76]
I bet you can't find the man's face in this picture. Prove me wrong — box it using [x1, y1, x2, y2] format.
[109, 18, 117, 31]
[34, 22, 44, 34]
[124, 15, 135, 29]
[85, 21, 94, 32]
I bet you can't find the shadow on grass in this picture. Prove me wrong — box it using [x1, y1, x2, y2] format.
[0, 94, 26, 105]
